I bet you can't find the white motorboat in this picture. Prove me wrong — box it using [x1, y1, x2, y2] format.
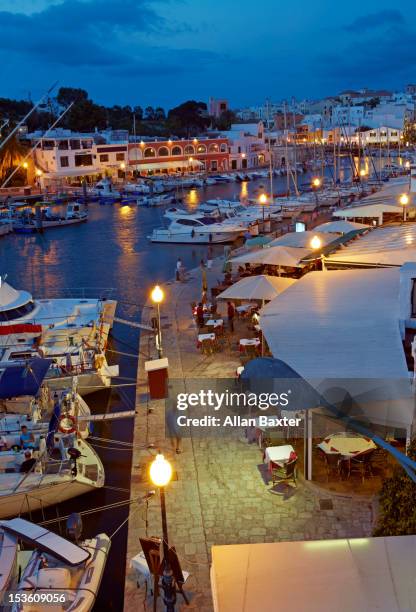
[199, 200, 282, 223]
[0, 432, 104, 518]
[40, 202, 88, 227]
[137, 193, 175, 207]
[0, 517, 110, 612]
[91, 178, 122, 201]
[123, 181, 151, 195]
[0, 280, 117, 349]
[149, 214, 245, 244]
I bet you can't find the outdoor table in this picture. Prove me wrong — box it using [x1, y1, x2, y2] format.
[264, 444, 295, 471]
[236, 303, 252, 315]
[239, 338, 260, 353]
[206, 318, 224, 329]
[197, 333, 216, 348]
[317, 433, 376, 458]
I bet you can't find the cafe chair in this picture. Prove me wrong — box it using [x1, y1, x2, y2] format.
[348, 449, 374, 483]
[323, 452, 343, 482]
[271, 458, 297, 487]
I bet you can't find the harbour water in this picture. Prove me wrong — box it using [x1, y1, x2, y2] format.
[0, 160, 394, 609]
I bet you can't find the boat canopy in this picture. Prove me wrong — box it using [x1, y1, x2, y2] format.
[0, 358, 52, 398]
[0, 518, 91, 566]
[0, 281, 33, 313]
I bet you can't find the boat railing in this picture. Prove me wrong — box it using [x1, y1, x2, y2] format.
[37, 287, 117, 300]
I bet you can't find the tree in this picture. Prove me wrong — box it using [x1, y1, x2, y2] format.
[373, 438, 416, 536]
[166, 100, 210, 135]
[65, 99, 107, 131]
[0, 132, 27, 185]
[154, 107, 166, 121]
[214, 109, 237, 131]
[144, 106, 155, 121]
[133, 105, 143, 121]
[57, 87, 88, 107]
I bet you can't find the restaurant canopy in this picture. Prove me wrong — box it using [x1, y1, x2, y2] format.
[268, 230, 339, 249]
[313, 220, 370, 234]
[217, 275, 296, 302]
[229, 245, 312, 268]
[211, 536, 416, 612]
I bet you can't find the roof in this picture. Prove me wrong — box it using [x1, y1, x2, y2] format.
[0, 282, 32, 312]
[269, 230, 340, 249]
[260, 268, 408, 380]
[211, 536, 416, 612]
[217, 275, 296, 301]
[327, 224, 416, 266]
[313, 220, 371, 233]
[230, 245, 312, 268]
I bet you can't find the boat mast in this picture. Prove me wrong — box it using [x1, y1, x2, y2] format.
[267, 98, 274, 201]
[284, 101, 290, 196]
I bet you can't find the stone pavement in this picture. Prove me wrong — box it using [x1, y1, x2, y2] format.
[123, 257, 375, 612]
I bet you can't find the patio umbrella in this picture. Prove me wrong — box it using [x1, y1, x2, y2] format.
[313, 220, 370, 234]
[268, 231, 339, 249]
[217, 275, 296, 302]
[245, 235, 273, 248]
[230, 245, 312, 268]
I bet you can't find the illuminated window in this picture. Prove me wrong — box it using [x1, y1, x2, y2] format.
[184, 145, 195, 155]
[144, 147, 156, 158]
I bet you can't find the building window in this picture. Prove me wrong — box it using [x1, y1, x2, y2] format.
[58, 141, 68, 150]
[196, 144, 207, 153]
[116, 153, 125, 161]
[75, 154, 93, 167]
[60, 156, 69, 168]
[220, 143, 227, 153]
[391, 131, 398, 136]
[42, 140, 55, 150]
[144, 147, 156, 158]
[158, 147, 169, 157]
[184, 145, 195, 155]
[70, 140, 81, 150]
[210, 160, 218, 171]
[209, 143, 219, 153]
[231, 160, 237, 170]
[100, 154, 109, 162]
[171, 146, 182, 156]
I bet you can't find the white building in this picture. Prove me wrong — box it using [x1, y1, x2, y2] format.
[331, 105, 365, 127]
[220, 122, 268, 170]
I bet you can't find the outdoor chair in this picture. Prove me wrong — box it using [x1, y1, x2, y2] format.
[271, 458, 297, 487]
[371, 447, 389, 472]
[323, 452, 343, 482]
[200, 338, 215, 355]
[347, 449, 374, 483]
[262, 430, 286, 449]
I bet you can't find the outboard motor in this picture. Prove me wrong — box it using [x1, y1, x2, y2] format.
[67, 446, 82, 476]
[66, 512, 83, 543]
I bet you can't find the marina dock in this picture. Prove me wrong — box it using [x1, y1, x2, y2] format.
[123, 252, 375, 611]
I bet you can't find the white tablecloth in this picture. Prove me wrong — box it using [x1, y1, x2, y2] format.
[264, 444, 295, 466]
[239, 338, 260, 347]
[206, 319, 224, 328]
[317, 434, 376, 457]
[198, 333, 216, 342]
[236, 303, 252, 313]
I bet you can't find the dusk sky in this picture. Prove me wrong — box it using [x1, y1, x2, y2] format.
[0, 0, 414, 109]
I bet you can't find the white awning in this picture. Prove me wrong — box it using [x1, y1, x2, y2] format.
[42, 168, 100, 179]
[135, 160, 204, 171]
[230, 245, 312, 268]
[211, 537, 416, 612]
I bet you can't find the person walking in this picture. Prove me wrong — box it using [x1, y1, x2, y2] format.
[196, 302, 205, 328]
[227, 301, 235, 333]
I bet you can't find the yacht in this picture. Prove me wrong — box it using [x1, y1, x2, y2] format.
[0, 280, 117, 348]
[137, 193, 176, 207]
[149, 214, 245, 244]
[0, 517, 110, 611]
[123, 181, 151, 195]
[0, 432, 104, 518]
[199, 199, 282, 223]
[91, 178, 122, 202]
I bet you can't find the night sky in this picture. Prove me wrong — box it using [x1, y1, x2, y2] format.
[0, 0, 414, 108]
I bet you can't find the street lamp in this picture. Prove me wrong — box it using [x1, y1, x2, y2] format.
[400, 193, 409, 221]
[310, 235, 322, 250]
[151, 285, 164, 358]
[149, 454, 175, 611]
[22, 161, 28, 169]
[312, 177, 321, 188]
[258, 192, 267, 222]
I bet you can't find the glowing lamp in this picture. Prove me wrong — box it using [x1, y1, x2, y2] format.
[400, 193, 409, 206]
[312, 177, 321, 188]
[151, 285, 164, 304]
[259, 193, 267, 205]
[149, 454, 172, 487]
[310, 235, 322, 250]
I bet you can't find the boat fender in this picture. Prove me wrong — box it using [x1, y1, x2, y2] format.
[191, 229, 195, 238]
[58, 414, 77, 434]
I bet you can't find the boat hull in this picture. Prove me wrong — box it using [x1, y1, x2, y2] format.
[150, 230, 242, 244]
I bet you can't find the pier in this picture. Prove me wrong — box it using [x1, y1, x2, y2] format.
[123, 236, 375, 611]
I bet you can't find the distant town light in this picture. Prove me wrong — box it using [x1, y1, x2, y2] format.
[140, 140, 145, 146]
[359, 169, 367, 177]
[310, 235, 322, 250]
[312, 177, 321, 188]
[193, 138, 198, 144]
[120, 162, 126, 170]
[241, 153, 246, 158]
[189, 157, 194, 163]
[151, 285, 164, 304]
[258, 193, 267, 205]
[35, 169, 42, 177]
[22, 161, 28, 169]
[405, 161, 411, 169]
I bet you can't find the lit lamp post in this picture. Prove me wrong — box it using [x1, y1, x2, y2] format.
[149, 453, 175, 611]
[258, 192, 267, 223]
[120, 161, 126, 179]
[400, 193, 409, 222]
[312, 177, 321, 205]
[151, 285, 164, 358]
[310, 235, 324, 269]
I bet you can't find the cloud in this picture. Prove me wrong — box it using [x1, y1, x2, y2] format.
[344, 10, 405, 33]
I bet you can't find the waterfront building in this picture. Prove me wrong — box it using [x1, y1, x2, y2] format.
[220, 122, 269, 170]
